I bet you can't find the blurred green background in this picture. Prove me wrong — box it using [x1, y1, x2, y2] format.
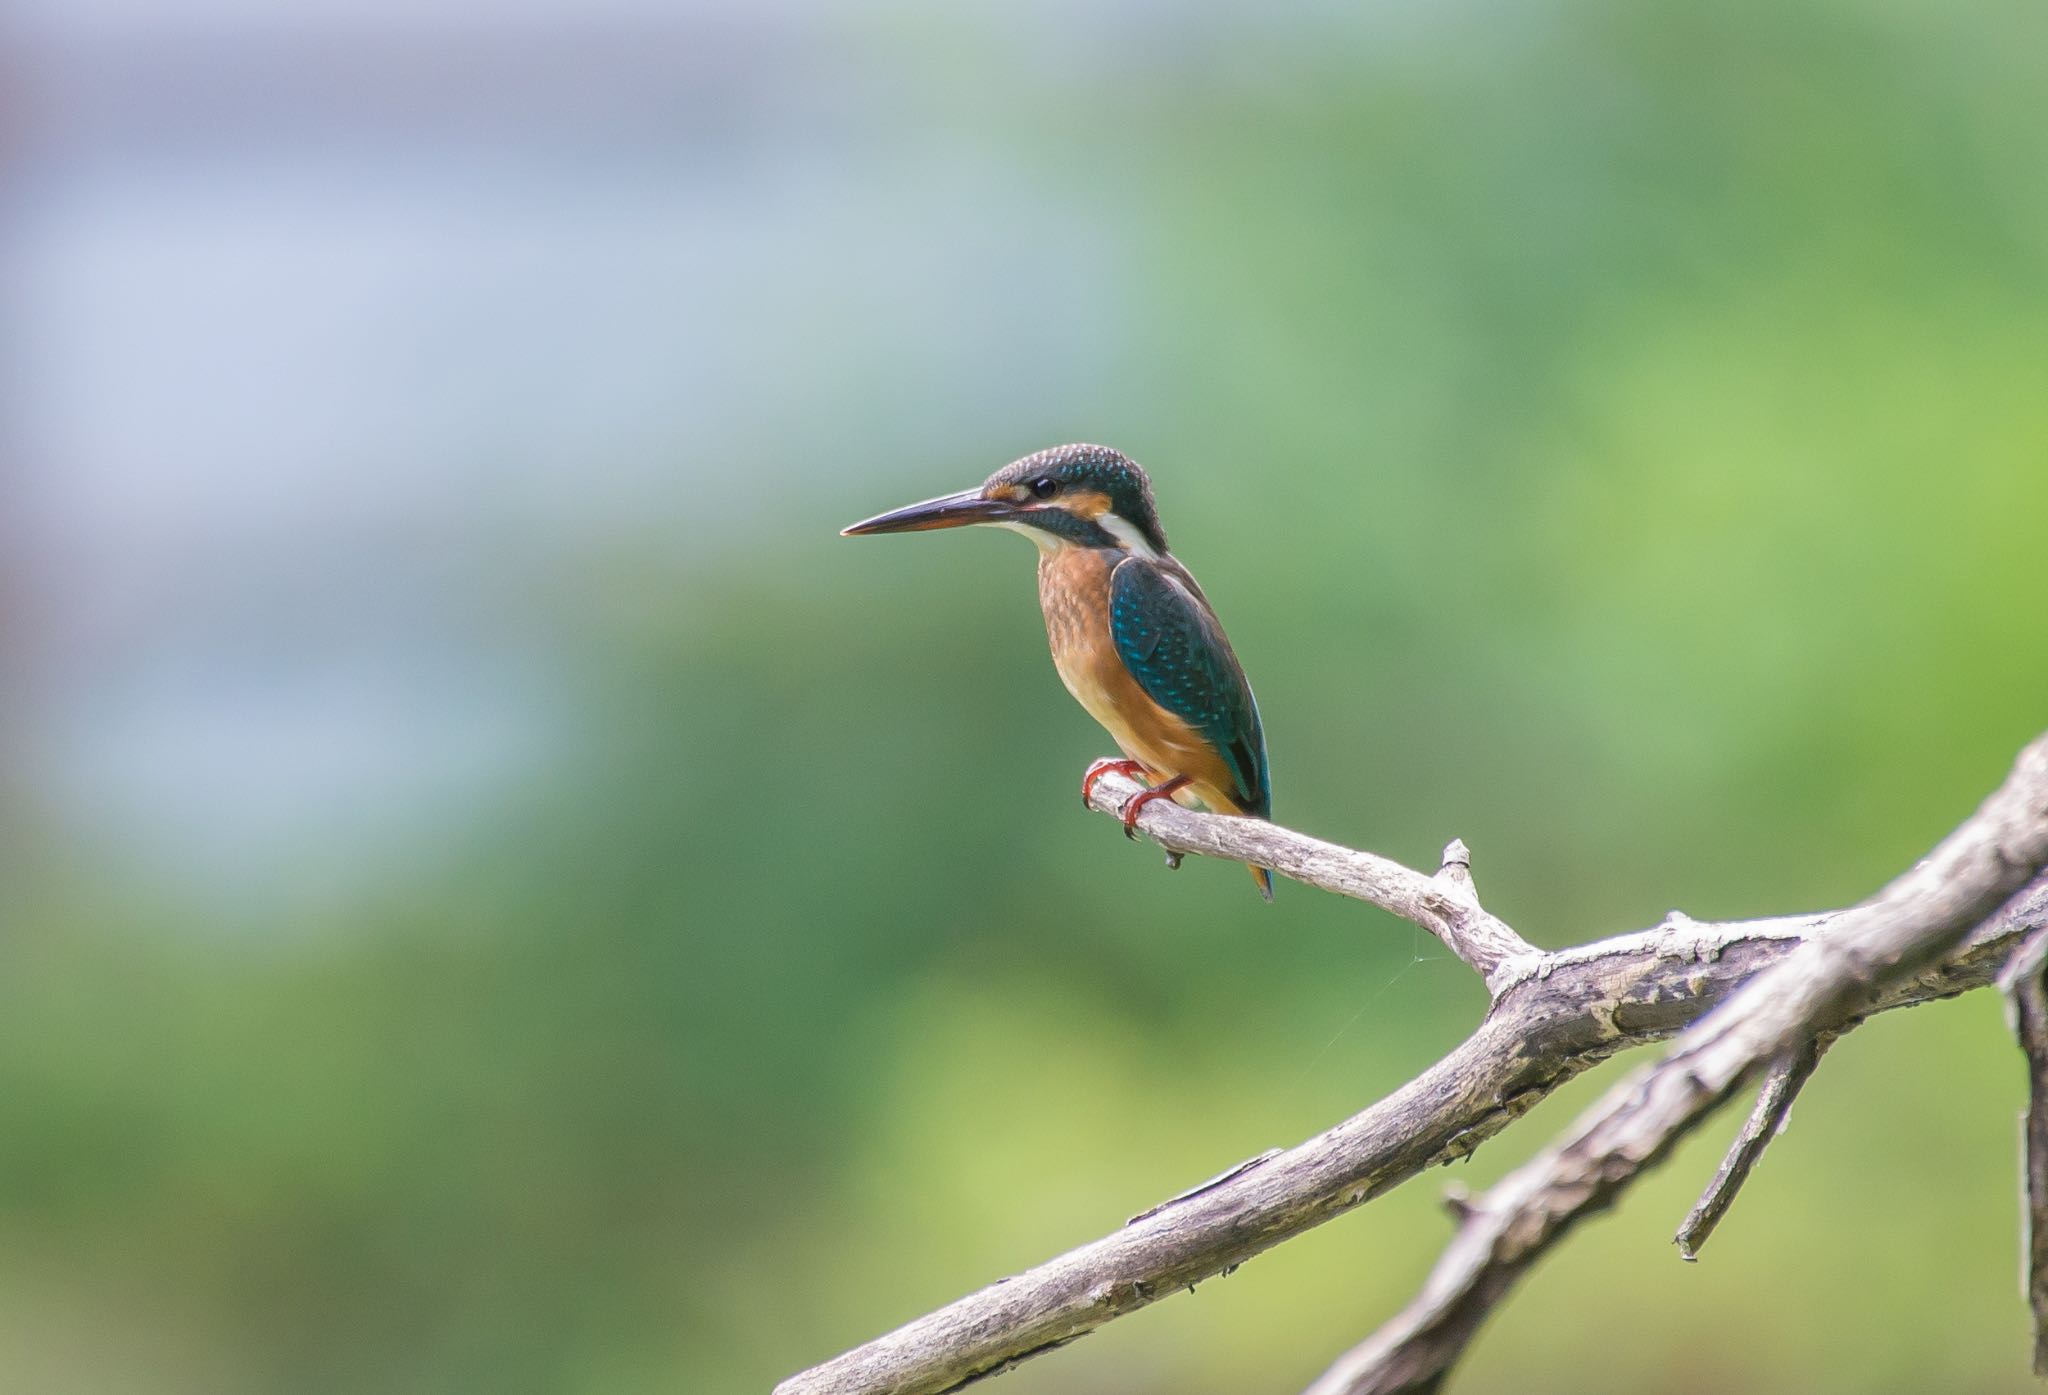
[6, 0, 2047, 1392]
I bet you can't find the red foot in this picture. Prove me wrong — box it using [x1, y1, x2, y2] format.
[1120, 775, 1192, 840]
[1081, 758, 1147, 808]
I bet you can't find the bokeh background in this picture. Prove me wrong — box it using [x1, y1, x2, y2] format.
[6, 0, 2047, 1392]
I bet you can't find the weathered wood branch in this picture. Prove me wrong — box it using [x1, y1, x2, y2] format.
[2000, 925, 2048, 1376]
[776, 737, 2048, 1395]
[1305, 732, 2048, 1395]
[1085, 771, 1537, 986]
[1672, 1033, 1830, 1261]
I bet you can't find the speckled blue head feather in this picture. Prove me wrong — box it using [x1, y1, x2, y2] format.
[984, 444, 1169, 556]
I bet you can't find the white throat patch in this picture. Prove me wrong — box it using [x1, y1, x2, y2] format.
[1097, 512, 1162, 560]
[991, 519, 1063, 554]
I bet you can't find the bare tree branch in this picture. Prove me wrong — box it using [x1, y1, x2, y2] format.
[1673, 1033, 1831, 1261]
[1304, 733, 2048, 1395]
[1085, 771, 1537, 985]
[2000, 925, 2048, 1376]
[774, 736, 2048, 1395]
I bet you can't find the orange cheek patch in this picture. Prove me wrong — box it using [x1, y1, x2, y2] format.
[1066, 490, 1114, 519]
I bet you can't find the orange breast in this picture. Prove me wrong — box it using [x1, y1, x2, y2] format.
[1036, 548, 1245, 813]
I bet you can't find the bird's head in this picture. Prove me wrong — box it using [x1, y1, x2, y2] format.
[842, 444, 1168, 557]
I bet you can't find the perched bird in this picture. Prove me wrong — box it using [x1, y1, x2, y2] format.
[843, 444, 1274, 898]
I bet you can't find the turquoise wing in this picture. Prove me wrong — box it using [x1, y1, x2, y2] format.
[1108, 557, 1270, 817]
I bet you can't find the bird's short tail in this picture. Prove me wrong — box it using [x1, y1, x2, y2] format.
[1249, 864, 1274, 902]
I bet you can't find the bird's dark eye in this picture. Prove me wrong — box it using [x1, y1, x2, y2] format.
[1029, 477, 1060, 500]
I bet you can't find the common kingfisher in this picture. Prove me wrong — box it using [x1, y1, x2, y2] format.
[843, 444, 1274, 899]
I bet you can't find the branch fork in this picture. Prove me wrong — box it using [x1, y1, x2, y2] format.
[778, 735, 2048, 1395]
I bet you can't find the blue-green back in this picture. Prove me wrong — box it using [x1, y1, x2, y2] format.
[1108, 556, 1270, 817]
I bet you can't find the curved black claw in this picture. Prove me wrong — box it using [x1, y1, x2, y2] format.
[1120, 775, 1192, 840]
[1081, 758, 1147, 809]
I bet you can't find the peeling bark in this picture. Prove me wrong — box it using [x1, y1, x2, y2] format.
[776, 735, 2048, 1395]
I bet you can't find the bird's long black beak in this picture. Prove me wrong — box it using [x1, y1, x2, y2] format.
[841, 489, 1017, 536]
